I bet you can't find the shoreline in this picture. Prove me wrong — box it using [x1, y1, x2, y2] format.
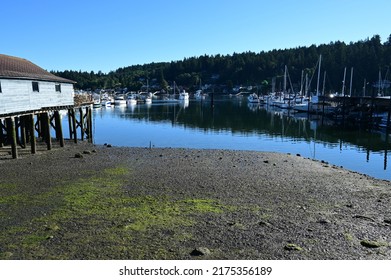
[1, 142, 391, 259]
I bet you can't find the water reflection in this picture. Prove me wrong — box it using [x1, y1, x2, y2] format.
[86, 95, 391, 180]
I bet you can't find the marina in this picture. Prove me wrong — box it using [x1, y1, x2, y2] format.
[59, 94, 391, 181]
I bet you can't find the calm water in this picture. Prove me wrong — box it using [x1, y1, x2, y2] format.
[66, 95, 391, 181]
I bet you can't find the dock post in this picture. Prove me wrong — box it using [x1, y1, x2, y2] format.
[54, 111, 65, 147]
[20, 116, 27, 148]
[68, 109, 73, 140]
[0, 119, 4, 147]
[9, 117, 18, 159]
[79, 107, 84, 141]
[30, 114, 36, 154]
[87, 106, 93, 143]
[71, 108, 77, 143]
[43, 112, 52, 150]
[15, 117, 20, 145]
[36, 114, 42, 138]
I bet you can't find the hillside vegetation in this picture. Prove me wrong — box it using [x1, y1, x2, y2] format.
[53, 34, 391, 95]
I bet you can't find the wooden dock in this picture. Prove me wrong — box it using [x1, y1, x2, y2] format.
[0, 103, 93, 159]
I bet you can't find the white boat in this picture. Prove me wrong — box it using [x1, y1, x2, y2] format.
[100, 99, 112, 107]
[194, 89, 203, 100]
[179, 90, 189, 101]
[93, 99, 102, 108]
[247, 93, 261, 103]
[114, 96, 126, 106]
[126, 94, 137, 106]
[153, 95, 179, 103]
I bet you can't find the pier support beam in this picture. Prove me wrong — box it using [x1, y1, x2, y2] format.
[20, 116, 27, 148]
[42, 112, 52, 150]
[30, 114, 36, 154]
[86, 106, 93, 143]
[67, 108, 78, 143]
[79, 107, 84, 141]
[0, 119, 4, 148]
[8, 117, 18, 159]
[54, 111, 65, 147]
[71, 109, 77, 143]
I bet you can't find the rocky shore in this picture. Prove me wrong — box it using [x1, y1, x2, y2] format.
[1, 141, 391, 259]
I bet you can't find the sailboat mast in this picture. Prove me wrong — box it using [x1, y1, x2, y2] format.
[283, 65, 287, 104]
[349, 67, 354, 96]
[316, 55, 322, 96]
[305, 73, 308, 97]
[342, 67, 347, 97]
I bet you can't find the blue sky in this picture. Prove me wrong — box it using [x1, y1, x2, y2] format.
[2, 0, 390, 73]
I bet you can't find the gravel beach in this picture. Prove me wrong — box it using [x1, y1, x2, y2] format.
[1, 141, 391, 260]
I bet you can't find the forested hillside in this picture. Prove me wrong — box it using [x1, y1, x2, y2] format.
[53, 34, 391, 95]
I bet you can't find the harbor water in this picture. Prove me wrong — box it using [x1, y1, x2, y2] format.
[65, 95, 391, 181]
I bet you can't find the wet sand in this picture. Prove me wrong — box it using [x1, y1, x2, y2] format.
[1, 141, 390, 259]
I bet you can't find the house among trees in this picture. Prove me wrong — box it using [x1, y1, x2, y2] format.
[0, 54, 92, 159]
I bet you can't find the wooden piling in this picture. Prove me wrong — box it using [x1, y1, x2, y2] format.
[0, 119, 4, 148]
[68, 109, 73, 140]
[42, 112, 52, 150]
[54, 111, 65, 147]
[30, 114, 36, 154]
[79, 107, 84, 141]
[20, 116, 27, 148]
[15, 117, 20, 145]
[71, 108, 77, 143]
[85, 106, 93, 143]
[9, 117, 18, 159]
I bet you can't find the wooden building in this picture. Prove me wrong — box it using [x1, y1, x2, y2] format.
[0, 54, 75, 115]
[0, 54, 92, 159]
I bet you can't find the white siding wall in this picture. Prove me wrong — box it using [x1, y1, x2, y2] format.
[0, 79, 74, 115]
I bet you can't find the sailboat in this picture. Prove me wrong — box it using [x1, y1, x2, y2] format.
[195, 79, 207, 100]
[293, 55, 322, 113]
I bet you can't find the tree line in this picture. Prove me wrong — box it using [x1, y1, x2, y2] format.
[53, 34, 391, 95]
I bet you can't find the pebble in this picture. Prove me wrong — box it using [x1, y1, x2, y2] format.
[318, 219, 331, 224]
[360, 240, 386, 248]
[74, 153, 83, 158]
[190, 247, 211, 256]
[284, 243, 303, 251]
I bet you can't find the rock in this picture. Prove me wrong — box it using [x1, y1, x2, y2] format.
[2, 252, 13, 258]
[318, 219, 331, 224]
[190, 247, 211, 256]
[384, 219, 391, 225]
[44, 224, 60, 231]
[284, 243, 303, 251]
[106, 144, 112, 148]
[263, 160, 269, 164]
[296, 153, 301, 157]
[82, 150, 92, 155]
[74, 153, 83, 158]
[258, 220, 271, 227]
[360, 240, 386, 248]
